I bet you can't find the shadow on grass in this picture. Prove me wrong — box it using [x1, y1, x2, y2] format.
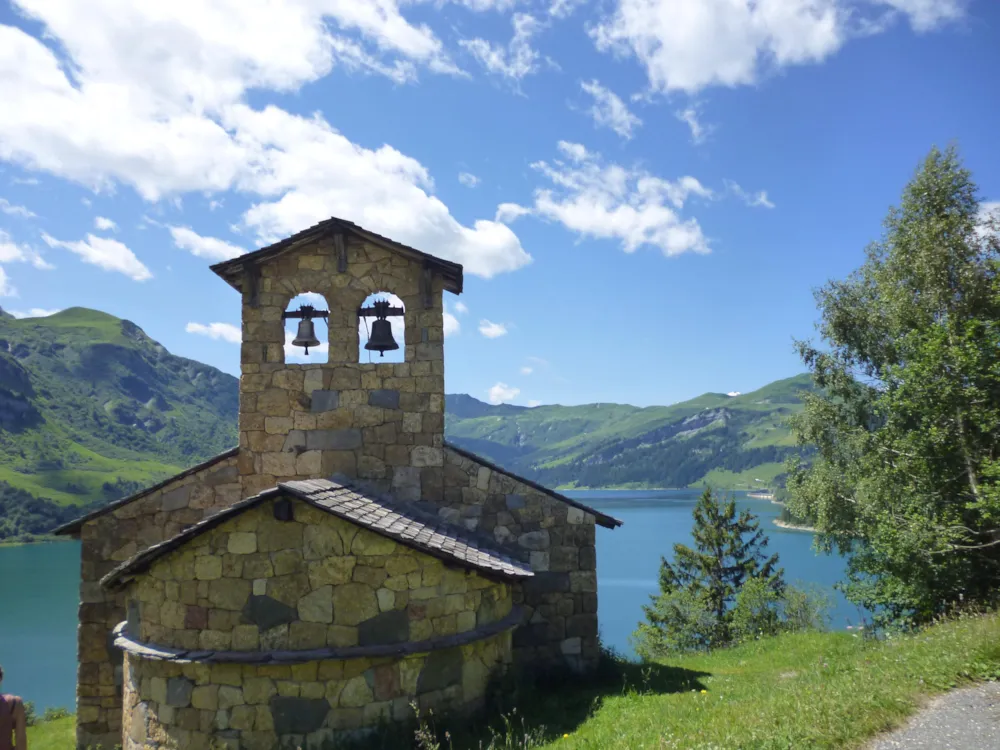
[346, 648, 711, 750]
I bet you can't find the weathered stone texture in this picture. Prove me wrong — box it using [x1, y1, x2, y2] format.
[75, 452, 241, 750]
[127, 500, 512, 654]
[437, 448, 601, 673]
[120, 627, 509, 750]
[237, 236, 446, 500]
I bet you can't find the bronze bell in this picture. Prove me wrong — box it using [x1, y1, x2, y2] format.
[365, 318, 399, 356]
[292, 318, 321, 354]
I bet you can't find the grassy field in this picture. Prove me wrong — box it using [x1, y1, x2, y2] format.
[31, 612, 1000, 749]
[25, 716, 75, 749]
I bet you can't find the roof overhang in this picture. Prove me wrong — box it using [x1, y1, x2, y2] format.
[209, 217, 463, 296]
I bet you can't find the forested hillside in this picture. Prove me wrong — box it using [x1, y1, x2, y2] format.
[445, 375, 815, 490]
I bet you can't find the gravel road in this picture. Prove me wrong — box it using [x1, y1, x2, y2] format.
[866, 681, 1000, 749]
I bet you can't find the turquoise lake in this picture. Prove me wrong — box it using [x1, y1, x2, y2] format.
[0, 489, 859, 711]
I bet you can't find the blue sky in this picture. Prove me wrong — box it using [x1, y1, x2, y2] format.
[0, 0, 997, 408]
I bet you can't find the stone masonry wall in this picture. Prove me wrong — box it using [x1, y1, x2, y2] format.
[77, 455, 241, 750]
[121, 631, 511, 750]
[438, 448, 600, 672]
[238, 234, 446, 501]
[124, 499, 513, 653]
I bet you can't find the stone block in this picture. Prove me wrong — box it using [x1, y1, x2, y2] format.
[208, 578, 251, 610]
[262, 452, 298, 477]
[161, 485, 192, 512]
[307, 556, 356, 588]
[298, 586, 334, 623]
[569, 571, 597, 593]
[566, 506, 588, 524]
[228, 532, 257, 555]
[416, 648, 463, 694]
[351, 531, 396, 556]
[333, 583, 379, 626]
[269, 696, 331, 735]
[518, 530, 550, 551]
[376, 588, 395, 611]
[306, 429, 362, 451]
[411, 446, 443, 467]
[310, 390, 340, 412]
[368, 389, 400, 409]
[195, 555, 223, 581]
[549, 546, 578, 572]
[339, 676, 373, 708]
[257, 520, 304, 553]
[505, 494, 526, 510]
[296, 450, 323, 474]
[522, 572, 570, 596]
[243, 677, 277, 706]
[560, 637, 582, 655]
[241, 595, 297, 631]
[358, 609, 409, 646]
[166, 677, 194, 708]
[303, 524, 344, 560]
[191, 685, 219, 711]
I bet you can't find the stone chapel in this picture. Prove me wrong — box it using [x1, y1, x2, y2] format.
[54, 217, 622, 749]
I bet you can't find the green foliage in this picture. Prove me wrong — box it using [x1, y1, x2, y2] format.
[633, 487, 785, 656]
[446, 375, 816, 490]
[787, 145, 1000, 629]
[0, 307, 238, 540]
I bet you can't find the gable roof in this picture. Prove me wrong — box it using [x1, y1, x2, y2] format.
[101, 476, 533, 590]
[209, 217, 463, 295]
[443, 441, 623, 529]
[52, 447, 240, 537]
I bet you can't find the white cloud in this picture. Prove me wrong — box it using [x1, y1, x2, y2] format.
[488, 382, 520, 404]
[458, 172, 480, 188]
[527, 399, 542, 407]
[495, 202, 533, 224]
[526, 355, 548, 366]
[41, 232, 151, 280]
[0, 6, 531, 281]
[0, 198, 36, 218]
[460, 13, 542, 83]
[877, 0, 966, 32]
[675, 106, 712, 144]
[549, 0, 585, 19]
[580, 79, 641, 140]
[520, 366, 533, 375]
[0, 267, 15, 297]
[9, 307, 61, 318]
[590, 0, 965, 95]
[0, 229, 53, 270]
[170, 226, 246, 262]
[443, 310, 460, 337]
[725, 179, 775, 209]
[497, 141, 713, 256]
[94, 216, 117, 231]
[479, 319, 508, 338]
[185, 321, 241, 343]
[727, 391, 742, 397]
[454, 301, 469, 314]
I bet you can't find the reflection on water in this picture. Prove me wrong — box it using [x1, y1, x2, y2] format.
[0, 488, 861, 708]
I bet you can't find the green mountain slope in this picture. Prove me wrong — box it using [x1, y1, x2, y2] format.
[444, 374, 815, 490]
[0, 306, 238, 510]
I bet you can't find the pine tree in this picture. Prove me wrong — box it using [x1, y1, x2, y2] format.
[633, 487, 784, 655]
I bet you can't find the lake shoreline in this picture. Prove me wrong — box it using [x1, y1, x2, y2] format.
[773, 519, 817, 533]
[0, 535, 72, 548]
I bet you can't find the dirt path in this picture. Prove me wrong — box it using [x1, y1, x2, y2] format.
[865, 681, 1000, 749]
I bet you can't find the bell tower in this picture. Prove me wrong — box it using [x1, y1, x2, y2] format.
[210, 218, 463, 503]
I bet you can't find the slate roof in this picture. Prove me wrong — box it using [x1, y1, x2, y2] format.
[101, 476, 533, 590]
[52, 447, 240, 537]
[209, 216, 464, 295]
[443, 441, 623, 529]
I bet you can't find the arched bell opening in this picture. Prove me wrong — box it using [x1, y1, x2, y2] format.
[358, 291, 405, 364]
[283, 292, 331, 364]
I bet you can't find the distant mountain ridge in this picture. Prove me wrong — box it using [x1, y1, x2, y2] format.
[444, 375, 815, 490]
[0, 305, 812, 540]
